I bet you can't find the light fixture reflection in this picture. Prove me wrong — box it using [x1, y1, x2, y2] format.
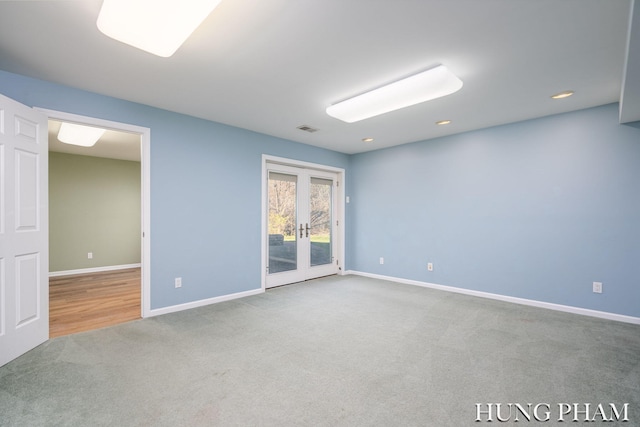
[551, 90, 574, 99]
[58, 123, 106, 147]
[97, 0, 222, 57]
[326, 65, 463, 123]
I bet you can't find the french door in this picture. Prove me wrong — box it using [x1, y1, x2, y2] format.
[266, 163, 338, 288]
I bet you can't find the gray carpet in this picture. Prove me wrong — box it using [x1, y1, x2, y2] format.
[1, 275, 638, 426]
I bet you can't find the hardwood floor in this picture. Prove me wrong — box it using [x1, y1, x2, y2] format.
[49, 268, 141, 338]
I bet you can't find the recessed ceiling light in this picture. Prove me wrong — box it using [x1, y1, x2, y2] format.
[97, 0, 222, 57]
[362, 137, 374, 143]
[58, 123, 106, 147]
[436, 120, 452, 125]
[326, 65, 463, 123]
[551, 90, 574, 99]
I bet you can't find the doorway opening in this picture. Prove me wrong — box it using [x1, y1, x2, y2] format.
[40, 109, 151, 336]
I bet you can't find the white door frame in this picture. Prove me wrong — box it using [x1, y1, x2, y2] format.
[261, 154, 345, 290]
[37, 108, 152, 318]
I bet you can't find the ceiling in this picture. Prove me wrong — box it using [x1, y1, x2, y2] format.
[48, 120, 141, 162]
[1, 0, 638, 155]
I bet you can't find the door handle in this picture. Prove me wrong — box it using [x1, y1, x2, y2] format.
[299, 224, 304, 239]
[305, 223, 310, 238]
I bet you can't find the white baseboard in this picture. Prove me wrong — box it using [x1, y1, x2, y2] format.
[49, 263, 142, 277]
[147, 288, 264, 318]
[345, 270, 640, 325]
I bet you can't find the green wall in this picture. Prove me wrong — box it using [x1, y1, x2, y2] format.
[49, 152, 141, 272]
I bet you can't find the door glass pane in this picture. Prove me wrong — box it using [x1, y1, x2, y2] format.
[268, 172, 297, 274]
[309, 177, 332, 267]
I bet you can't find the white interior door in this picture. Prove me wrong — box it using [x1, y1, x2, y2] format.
[266, 164, 338, 288]
[0, 93, 48, 367]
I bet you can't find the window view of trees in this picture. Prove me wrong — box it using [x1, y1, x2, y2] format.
[268, 174, 332, 273]
[268, 178, 297, 239]
[268, 176, 332, 242]
[309, 180, 331, 243]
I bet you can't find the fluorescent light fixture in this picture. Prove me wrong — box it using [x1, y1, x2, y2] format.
[551, 90, 574, 99]
[326, 65, 463, 123]
[97, 0, 222, 57]
[58, 123, 106, 147]
[362, 137, 374, 142]
[436, 120, 452, 125]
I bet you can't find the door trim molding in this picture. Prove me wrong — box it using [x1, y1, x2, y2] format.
[36, 108, 152, 318]
[261, 155, 346, 290]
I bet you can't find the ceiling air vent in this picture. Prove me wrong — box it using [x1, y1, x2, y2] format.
[297, 125, 319, 133]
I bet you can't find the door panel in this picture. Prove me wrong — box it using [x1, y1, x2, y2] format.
[16, 253, 39, 327]
[15, 149, 39, 230]
[0, 93, 48, 367]
[309, 177, 333, 267]
[267, 172, 298, 274]
[0, 259, 4, 334]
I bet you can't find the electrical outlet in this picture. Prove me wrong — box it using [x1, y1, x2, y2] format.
[427, 262, 433, 271]
[88, 252, 93, 259]
[379, 257, 384, 265]
[175, 277, 182, 288]
[593, 282, 602, 294]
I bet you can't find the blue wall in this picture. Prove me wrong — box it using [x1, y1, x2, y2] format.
[2, 70, 638, 318]
[349, 104, 640, 317]
[0, 70, 349, 310]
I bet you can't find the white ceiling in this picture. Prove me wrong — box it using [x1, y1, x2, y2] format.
[1, 0, 638, 155]
[48, 120, 141, 162]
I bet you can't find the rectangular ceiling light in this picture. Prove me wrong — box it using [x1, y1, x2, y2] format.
[58, 123, 106, 147]
[97, 0, 222, 57]
[326, 65, 463, 123]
